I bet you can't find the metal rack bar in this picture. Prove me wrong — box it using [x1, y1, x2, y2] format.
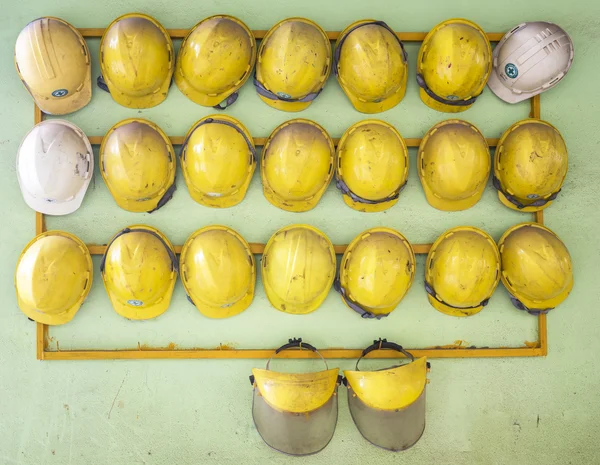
[76, 28, 505, 42]
[32, 28, 547, 361]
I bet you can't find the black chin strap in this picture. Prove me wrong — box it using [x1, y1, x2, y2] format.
[493, 176, 560, 210]
[335, 178, 407, 205]
[334, 20, 408, 76]
[100, 228, 178, 274]
[416, 73, 480, 107]
[424, 281, 490, 310]
[333, 278, 388, 320]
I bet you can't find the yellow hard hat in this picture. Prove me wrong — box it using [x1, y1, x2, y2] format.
[262, 119, 335, 212]
[254, 18, 331, 112]
[417, 19, 491, 112]
[101, 225, 177, 320]
[498, 223, 573, 314]
[99, 13, 173, 108]
[334, 20, 408, 113]
[425, 226, 500, 317]
[15, 231, 92, 325]
[262, 225, 335, 314]
[15, 17, 91, 115]
[175, 15, 256, 109]
[418, 119, 490, 211]
[100, 118, 176, 213]
[494, 119, 568, 212]
[335, 228, 415, 319]
[181, 115, 256, 208]
[336, 120, 409, 212]
[180, 226, 255, 318]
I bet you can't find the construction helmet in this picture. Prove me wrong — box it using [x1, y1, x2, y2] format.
[336, 120, 409, 212]
[180, 226, 255, 318]
[101, 225, 178, 320]
[181, 115, 256, 208]
[498, 223, 573, 314]
[15, 17, 91, 115]
[488, 22, 574, 104]
[335, 228, 415, 319]
[100, 119, 176, 213]
[494, 119, 568, 212]
[417, 19, 492, 112]
[175, 15, 256, 109]
[17, 120, 93, 216]
[99, 14, 173, 108]
[343, 340, 429, 451]
[15, 231, 92, 325]
[254, 18, 331, 112]
[262, 119, 334, 212]
[262, 225, 335, 314]
[334, 20, 408, 113]
[425, 227, 500, 317]
[250, 338, 341, 456]
[418, 119, 490, 211]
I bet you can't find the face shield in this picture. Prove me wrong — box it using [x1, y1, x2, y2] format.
[344, 339, 430, 451]
[249, 338, 341, 455]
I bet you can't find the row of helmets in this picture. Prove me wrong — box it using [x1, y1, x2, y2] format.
[15, 15, 574, 115]
[249, 337, 431, 454]
[16, 116, 568, 216]
[15, 222, 573, 326]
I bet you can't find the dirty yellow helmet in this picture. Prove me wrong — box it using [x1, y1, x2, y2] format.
[254, 18, 331, 112]
[175, 15, 256, 109]
[336, 120, 409, 212]
[335, 228, 415, 319]
[262, 225, 335, 314]
[493, 119, 568, 212]
[418, 119, 490, 211]
[181, 115, 256, 208]
[417, 19, 492, 112]
[101, 225, 177, 320]
[180, 226, 255, 318]
[99, 13, 173, 108]
[262, 119, 335, 212]
[100, 118, 176, 213]
[425, 227, 500, 317]
[334, 20, 408, 113]
[15, 231, 92, 325]
[498, 223, 573, 314]
[15, 17, 91, 115]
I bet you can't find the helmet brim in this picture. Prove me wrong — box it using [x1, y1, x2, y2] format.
[188, 290, 254, 319]
[487, 68, 531, 104]
[107, 282, 175, 320]
[34, 78, 92, 115]
[18, 295, 80, 325]
[421, 181, 484, 211]
[419, 88, 473, 113]
[497, 190, 554, 213]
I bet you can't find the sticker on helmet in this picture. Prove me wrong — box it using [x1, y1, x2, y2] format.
[52, 89, 69, 97]
[505, 63, 518, 79]
[446, 95, 459, 100]
[127, 300, 144, 307]
[527, 194, 540, 199]
[276, 91, 292, 99]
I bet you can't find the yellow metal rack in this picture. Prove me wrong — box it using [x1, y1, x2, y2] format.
[33, 28, 546, 361]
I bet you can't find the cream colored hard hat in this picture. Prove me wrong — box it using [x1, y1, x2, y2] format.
[15, 17, 92, 115]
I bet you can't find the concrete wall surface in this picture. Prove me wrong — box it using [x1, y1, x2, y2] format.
[1, 0, 598, 463]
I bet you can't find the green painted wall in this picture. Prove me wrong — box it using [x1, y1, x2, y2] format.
[1, 0, 598, 463]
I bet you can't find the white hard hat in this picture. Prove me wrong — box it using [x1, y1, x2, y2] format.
[17, 120, 93, 215]
[488, 22, 574, 104]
